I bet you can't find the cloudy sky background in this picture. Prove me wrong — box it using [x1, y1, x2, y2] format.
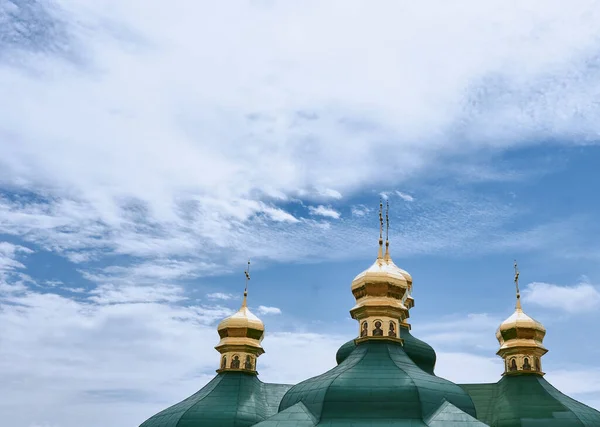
[2, 0, 600, 426]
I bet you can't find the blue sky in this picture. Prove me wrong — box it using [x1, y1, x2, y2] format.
[2, 1, 600, 426]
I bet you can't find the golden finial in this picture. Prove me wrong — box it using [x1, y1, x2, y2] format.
[242, 260, 250, 307]
[514, 260, 521, 310]
[384, 200, 390, 261]
[378, 199, 384, 259]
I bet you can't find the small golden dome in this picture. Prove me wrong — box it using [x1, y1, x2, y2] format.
[217, 294, 265, 333]
[496, 262, 548, 376]
[217, 307, 265, 333]
[496, 298, 546, 348]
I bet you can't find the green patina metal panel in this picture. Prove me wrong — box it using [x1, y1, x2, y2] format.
[335, 327, 437, 376]
[460, 375, 600, 426]
[426, 400, 489, 426]
[253, 402, 318, 427]
[538, 376, 600, 426]
[278, 340, 478, 426]
[139, 372, 292, 427]
[334, 340, 355, 365]
[400, 327, 437, 376]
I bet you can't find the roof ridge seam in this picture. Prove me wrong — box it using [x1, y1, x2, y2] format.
[317, 346, 368, 423]
[386, 343, 425, 419]
[174, 375, 224, 427]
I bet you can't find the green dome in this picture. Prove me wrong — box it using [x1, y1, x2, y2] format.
[401, 326, 437, 375]
[335, 326, 437, 375]
[279, 340, 477, 424]
[335, 339, 356, 365]
[461, 375, 600, 426]
[139, 372, 290, 427]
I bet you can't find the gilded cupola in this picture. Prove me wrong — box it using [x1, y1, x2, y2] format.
[215, 261, 265, 374]
[496, 262, 547, 376]
[350, 200, 411, 342]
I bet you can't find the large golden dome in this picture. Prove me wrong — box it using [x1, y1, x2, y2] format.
[351, 256, 410, 291]
[351, 204, 412, 292]
[349, 201, 412, 341]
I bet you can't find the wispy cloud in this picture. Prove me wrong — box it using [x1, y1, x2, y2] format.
[88, 284, 187, 305]
[396, 191, 415, 202]
[1, 0, 600, 284]
[206, 292, 235, 301]
[0, 241, 34, 294]
[308, 205, 341, 219]
[419, 313, 502, 353]
[2, 3, 600, 424]
[351, 205, 370, 217]
[523, 281, 600, 313]
[257, 305, 282, 315]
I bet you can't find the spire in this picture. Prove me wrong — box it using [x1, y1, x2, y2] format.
[496, 261, 547, 376]
[377, 199, 384, 260]
[242, 260, 250, 308]
[384, 200, 390, 261]
[514, 260, 521, 310]
[215, 261, 264, 374]
[349, 198, 412, 343]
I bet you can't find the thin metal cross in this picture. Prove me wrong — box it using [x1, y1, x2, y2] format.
[244, 260, 251, 293]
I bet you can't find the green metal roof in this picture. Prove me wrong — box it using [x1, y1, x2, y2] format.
[253, 402, 318, 427]
[400, 326, 437, 375]
[426, 400, 489, 426]
[335, 326, 437, 375]
[460, 375, 600, 426]
[334, 339, 355, 365]
[139, 372, 292, 427]
[271, 340, 477, 426]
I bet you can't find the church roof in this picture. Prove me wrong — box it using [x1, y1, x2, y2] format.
[139, 372, 291, 427]
[460, 375, 600, 426]
[426, 400, 488, 426]
[335, 325, 437, 375]
[271, 340, 477, 426]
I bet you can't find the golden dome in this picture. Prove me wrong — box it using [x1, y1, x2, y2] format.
[217, 293, 265, 333]
[214, 262, 265, 374]
[349, 200, 411, 342]
[496, 263, 548, 377]
[351, 256, 409, 291]
[351, 220, 411, 292]
[496, 297, 546, 349]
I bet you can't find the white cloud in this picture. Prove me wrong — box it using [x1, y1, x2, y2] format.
[435, 352, 503, 384]
[61, 287, 87, 294]
[0, 0, 599, 277]
[419, 313, 503, 352]
[523, 281, 600, 313]
[262, 206, 300, 223]
[206, 292, 234, 301]
[396, 191, 415, 202]
[88, 284, 187, 305]
[318, 189, 343, 200]
[0, 241, 32, 273]
[257, 305, 282, 315]
[351, 205, 370, 217]
[2, 4, 600, 424]
[308, 205, 341, 219]
[546, 368, 600, 395]
[0, 241, 34, 294]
